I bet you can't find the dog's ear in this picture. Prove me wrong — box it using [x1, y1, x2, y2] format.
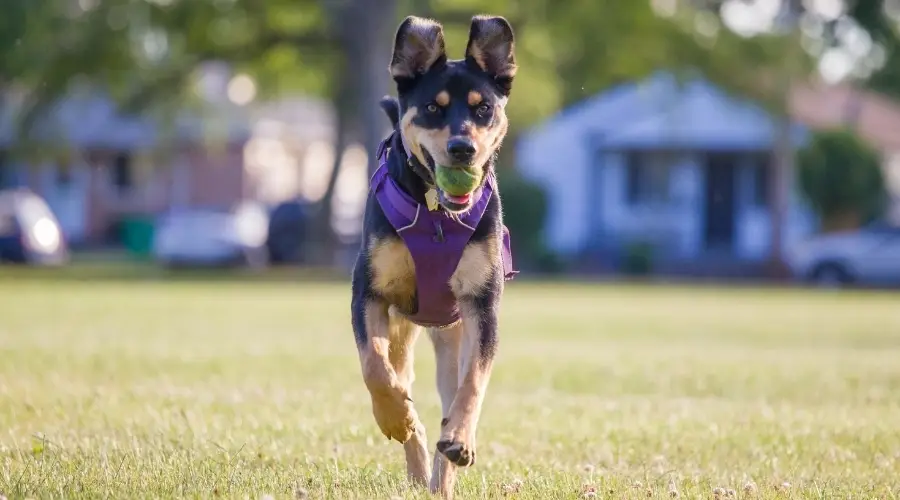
[379, 95, 400, 129]
[465, 15, 517, 96]
[389, 16, 447, 85]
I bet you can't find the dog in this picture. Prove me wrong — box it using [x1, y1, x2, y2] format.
[350, 14, 518, 498]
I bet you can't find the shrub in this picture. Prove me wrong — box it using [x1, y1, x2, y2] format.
[621, 240, 655, 276]
[496, 166, 560, 272]
[797, 128, 887, 231]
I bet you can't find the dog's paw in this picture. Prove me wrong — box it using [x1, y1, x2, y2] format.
[362, 357, 419, 443]
[370, 386, 418, 443]
[436, 426, 476, 467]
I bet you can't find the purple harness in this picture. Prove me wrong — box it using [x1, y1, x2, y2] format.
[370, 139, 517, 328]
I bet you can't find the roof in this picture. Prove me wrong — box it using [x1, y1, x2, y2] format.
[600, 78, 808, 150]
[0, 89, 251, 149]
[522, 72, 681, 142]
[0, 88, 334, 150]
[789, 82, 900, 153]
[520, 71, 807, 152]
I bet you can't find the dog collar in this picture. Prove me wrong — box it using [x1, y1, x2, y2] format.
[396, 132, 441, 210]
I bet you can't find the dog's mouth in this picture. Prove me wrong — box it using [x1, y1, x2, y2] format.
[439, 191, 473, 210]
[417, 149, 478, 212]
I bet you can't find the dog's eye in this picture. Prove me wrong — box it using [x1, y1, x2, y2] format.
[475, 104, 491, 116]
[426, 103, 439, 113]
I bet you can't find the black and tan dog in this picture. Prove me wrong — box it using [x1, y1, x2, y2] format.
[350, 14, 517, 498]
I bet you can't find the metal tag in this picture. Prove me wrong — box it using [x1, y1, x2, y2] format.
[425, 188, 440, 211]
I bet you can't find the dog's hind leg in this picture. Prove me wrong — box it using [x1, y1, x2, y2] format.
[388, 312, 430, 486]
[428, 324, 462, 497]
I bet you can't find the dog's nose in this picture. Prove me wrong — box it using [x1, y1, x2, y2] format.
[446, 137, 477, 163]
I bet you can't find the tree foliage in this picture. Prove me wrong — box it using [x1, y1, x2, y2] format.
[688, 0, 900, 99]
[5, 1, 900, 131]
[0, 1, 811, 137]
[797, 128, 887, 230]
[495, 167, 550, 270]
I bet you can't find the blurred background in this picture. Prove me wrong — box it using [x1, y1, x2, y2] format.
[2, 0, 900, 288]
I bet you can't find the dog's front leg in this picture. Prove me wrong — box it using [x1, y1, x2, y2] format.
[428, 324, 462, 496]
[436, 278, 500, 469]
[353, 300, 422, 453]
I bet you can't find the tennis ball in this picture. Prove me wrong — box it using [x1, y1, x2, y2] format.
[435, 165, 480, 196]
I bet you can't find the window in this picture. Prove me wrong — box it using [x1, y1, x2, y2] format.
[0, 213, 14, 236]
[56, 155, 73, 187]
[0, 193, 15, 236]
[0, 151, 9, 189]
[866, 219, 900, 236]
[111, 152, 133, 193]
[750, 154, 771, 207]
[625, 151, 672, 205]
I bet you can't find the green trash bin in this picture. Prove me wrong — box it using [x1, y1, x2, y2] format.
[120, 215, 156, 257]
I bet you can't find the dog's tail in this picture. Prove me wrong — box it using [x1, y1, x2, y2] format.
[379, 95, 400, 129]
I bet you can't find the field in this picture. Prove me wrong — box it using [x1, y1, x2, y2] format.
[1, 275, 899, 499]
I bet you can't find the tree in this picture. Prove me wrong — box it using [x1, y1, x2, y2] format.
[13, 0, 338, 136]
[797, 128, 887, 232]
[4, 0, 390, 265]
[307, 0, 397, 261]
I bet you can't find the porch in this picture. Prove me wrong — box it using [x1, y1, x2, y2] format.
[584, 148, 812, 270]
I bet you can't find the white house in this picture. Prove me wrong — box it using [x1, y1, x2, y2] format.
[516, 72, 818, 271]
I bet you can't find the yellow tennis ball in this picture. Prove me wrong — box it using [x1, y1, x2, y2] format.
[435, 165, 480, 196]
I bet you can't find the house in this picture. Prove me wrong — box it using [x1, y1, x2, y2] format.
[0, 87, 336, 247]
[516, 72, 818, 274]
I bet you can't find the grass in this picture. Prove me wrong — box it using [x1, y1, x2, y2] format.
[1, 275, 899, 499]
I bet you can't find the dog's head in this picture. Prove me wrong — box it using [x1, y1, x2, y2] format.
[387, 15, 517, 212]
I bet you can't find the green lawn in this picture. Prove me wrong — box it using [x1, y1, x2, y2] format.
[1, 277, 899, 499]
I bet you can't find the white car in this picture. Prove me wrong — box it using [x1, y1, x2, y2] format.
[787, 221, 900, 287]
[0, 188, 69, 266]
[153, 202, 269, 268]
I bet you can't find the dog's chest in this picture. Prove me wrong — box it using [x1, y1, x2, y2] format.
[368, 235, 494, 314]
[369, 237, 418, 312]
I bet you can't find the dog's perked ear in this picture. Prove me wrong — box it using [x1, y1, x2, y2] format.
[465, 15, 517, 96]
[389, 16, 447, 86]
[379, 95, 400, 129]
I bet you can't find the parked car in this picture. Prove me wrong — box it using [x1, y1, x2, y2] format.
[0, 188, 69, 265]
[153, 202, 270, 268]
[787, 220, 900, 287]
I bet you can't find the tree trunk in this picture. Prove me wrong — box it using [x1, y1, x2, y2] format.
[769, 106, 792, 279]
[337, 0, 395, 259]
[768, 1, 802, 280]
[306, 71, 352, 266]
[310, 0, 394, 266]
[351, 0, 396, 177]
[821, 211, 860, 233]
